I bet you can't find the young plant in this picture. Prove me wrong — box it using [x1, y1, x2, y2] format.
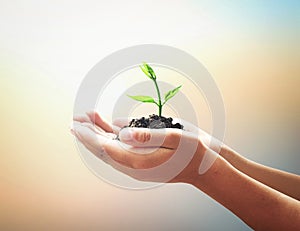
[128, 62, 182, 117]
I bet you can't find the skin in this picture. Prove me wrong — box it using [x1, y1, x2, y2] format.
[219, 145, 300, 201]
[72, 111, 300, 230]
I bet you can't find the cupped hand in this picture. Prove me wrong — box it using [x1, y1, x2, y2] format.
[72, 111, 220, 183]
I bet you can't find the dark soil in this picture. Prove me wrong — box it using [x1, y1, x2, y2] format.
[128, 114, 183, 129]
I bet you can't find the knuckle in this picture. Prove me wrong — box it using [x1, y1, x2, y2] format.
[135, 131, 151, 143]
[168, 132, 178, 140]
[168, 131, 180, 144]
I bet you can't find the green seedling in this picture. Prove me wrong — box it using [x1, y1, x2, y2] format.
[128, 62, 182, 117]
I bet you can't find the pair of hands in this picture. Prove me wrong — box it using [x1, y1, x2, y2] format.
[72, 111, 221, 184]
[73, 112, 300, 231]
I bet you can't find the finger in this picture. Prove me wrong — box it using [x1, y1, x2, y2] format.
[98, 144, 175, 183]
[104, 142, 174, 169]
[79, 121, 104, 133]
[86, 111, 122, 134]
[79, 121, 116, 139]
[74, 129, 118, 167]
[73, 114, 92, 123]
[73, 123, 137, 168]
[118, 127, 185, 149]
[86, 111, 114, 133]
[171, 119, 222, 153]
[146, 118, 221, 153]
[73, 123, 175, 170]
[73, 123, 128, 166]
[73, 123, 105, 150]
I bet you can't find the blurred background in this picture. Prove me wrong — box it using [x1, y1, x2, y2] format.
[0, 0, 299, 230]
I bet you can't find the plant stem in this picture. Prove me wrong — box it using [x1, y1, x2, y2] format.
[153, 79, 162, 116]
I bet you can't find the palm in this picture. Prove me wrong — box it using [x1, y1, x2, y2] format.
[72, 111, 215, 183]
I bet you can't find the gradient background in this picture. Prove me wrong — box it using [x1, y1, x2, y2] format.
[0, 1, 299, 230]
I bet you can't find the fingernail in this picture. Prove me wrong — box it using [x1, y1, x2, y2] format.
[119, 128, 133, 141]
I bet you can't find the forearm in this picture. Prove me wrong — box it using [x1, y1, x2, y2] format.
[220, 145, 300, 200]
[193, 155, 300, 230]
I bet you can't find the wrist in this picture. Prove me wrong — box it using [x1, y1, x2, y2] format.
[191, 155, 225, 191]
[219, 144, 250, 170]
[219, 144, 235, 161]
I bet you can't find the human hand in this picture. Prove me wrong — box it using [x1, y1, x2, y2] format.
[72, 111, 221, 183]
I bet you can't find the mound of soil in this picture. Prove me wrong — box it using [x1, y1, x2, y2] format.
[128, 114, 183, 129]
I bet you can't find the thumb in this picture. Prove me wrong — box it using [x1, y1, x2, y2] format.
[118, 127, 181, 149]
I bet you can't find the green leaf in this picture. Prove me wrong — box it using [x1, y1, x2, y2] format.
[139, 62, 156, 79]
[140, 65, 152, 79]
[164, 85, 182, 103]
[144, 63, 156, 79]
[127, 95, 157, 104]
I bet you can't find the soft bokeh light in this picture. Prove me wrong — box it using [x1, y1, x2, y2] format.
[0, 1, 299, 230]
